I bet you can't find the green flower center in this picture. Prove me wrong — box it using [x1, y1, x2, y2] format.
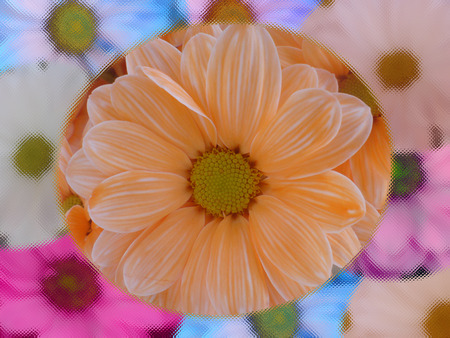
[339, 73, 382, 117]
[423, 302, 450, 337]
[41, 256, 100, 313]
[390, 152, 425, 200]
[46, 1, 98, 55]
[248, 303, 299, 337]
[11, 133, 55, 181]
[375, 49, 421, 90]
[190, 148, 262, 217]
[201, 0, 257, 24]
[61, 194, 83, 215]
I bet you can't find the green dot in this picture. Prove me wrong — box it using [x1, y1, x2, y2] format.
[390, 152, 425, 200]
[248, 303, 299, 337]
[46, 1, 98, 55]
[11, 133, 55, 180]
[61, 195, 83, 215]
[376, 49, 421, 90]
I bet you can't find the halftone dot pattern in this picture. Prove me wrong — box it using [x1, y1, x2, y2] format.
[0, 0, 449, 336]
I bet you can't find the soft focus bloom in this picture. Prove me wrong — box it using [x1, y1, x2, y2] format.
[0, 235, 182, 337]
[350, 147, 450, 279]
[344, 268, 450, 337]
[0, 62, 87, 247]
[301, 0, 450, 149]
[177, 316, 254, 338]
[187, 0, 319, 30]
[65, 24, 374, 315]
[1, 0, 177, 74]
[297, 271, 361, 337]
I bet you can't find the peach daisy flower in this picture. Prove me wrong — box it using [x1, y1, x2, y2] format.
[66, 25, 373, 315]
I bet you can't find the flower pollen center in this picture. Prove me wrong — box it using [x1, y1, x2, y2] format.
[45, 1, 98, 55]
[190, 148, 262, 217]
[376, 49, 421, 90]
[423, 301, 450, 337]
[11, 133, 54, 181]
[201, 0, 257, 24]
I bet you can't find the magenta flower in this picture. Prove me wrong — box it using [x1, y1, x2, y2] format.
[350, 146, 450, 279]
[0, 235, 182, 337]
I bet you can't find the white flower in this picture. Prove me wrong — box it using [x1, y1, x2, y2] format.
[0, 61, 88, 247]
[301, 0, 450, 150]
[344, 268, 450, 337]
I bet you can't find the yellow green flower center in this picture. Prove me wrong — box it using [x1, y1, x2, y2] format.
[375, 49, 421, 90]
[46, 1, 98, 55]
[248, 303, 299, 337]
[339, 73, 382, 117]
[423, 301, 450, 337]
[190, 148, 262, 217]
[11, 133, 55, 180]
[201, 0, 257, 24]
[61, 194, 83, 214]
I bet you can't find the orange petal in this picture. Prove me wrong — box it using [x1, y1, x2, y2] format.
[249, 195, 332, 286]
[267, 27, 302, 48]
[352, 201, 380, 245]
[350, 118, 391, 209]
[206, 25, 282, 153]
[181, 33, 217, 112]
[88, 170, 191, 233]
[316, 68, 338, 92]
[122, 207, 205, 296]
[66, 149, 107, 200]
[277, 46, 305, 69]
[162, 30, 187, 49]
[140, 66, 217, 148]
[206, 215, 269, 315]
[262, 255, 313, 302]
[302, 40, 349, 77]
[327, 228, 361, 268]
[265, 171, 366, 232]
[66, 205, 90, 248]
[126, 38, 182, 82]
[180, 219, 220, 315]
[279, 64, 319, 108]
[251, 89, 341, 174]
[91, 229, 142, 271]
[281, 92, 373, 179]
[111, 74, 207, 158]
[87, 84, 120, 125]
[182, 24, 222, 46]
[83, 120, 192, 177]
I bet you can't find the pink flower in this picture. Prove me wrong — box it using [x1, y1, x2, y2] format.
[0, 235, 182, 337]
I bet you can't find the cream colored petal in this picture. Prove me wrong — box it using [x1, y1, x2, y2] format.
[265, 171, 366, 232]
[279, 93, 373, 179]
[206, 215, 269, 315]
[87, 84, 120, 125]
[111, 74, 206, 158]
[279, 64, 319, 108]
[181, 33, 217, 112]
[262, 254, 313, 302]
[66, 149, 107, 200]
[267, 27, 302, 48]
[122, 207, 205, 296]
[140, 66, 217, 147]
[350, 118, 391, 210]
[206, 25, 282, 153]
[91, 229, 142, 271]
[352, 201, 380, 245]
[126, 38, 182, 82]
[277, 46, 305, 69]
[152, 280, 183, 311]
[83, 225, 103, 261]
[83, 120, 192, 177]
[302, 40, 349, 77]
[88, 170, 191, 233]
[180, 219, 220, 315]
[327, 228, 361, 268]
[249, 195, 332, 286]
[251, 88, 341, 174]
[182, 24, 222, 46]
[162, 29, 186, 49]
[316, 68, 338, 92]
